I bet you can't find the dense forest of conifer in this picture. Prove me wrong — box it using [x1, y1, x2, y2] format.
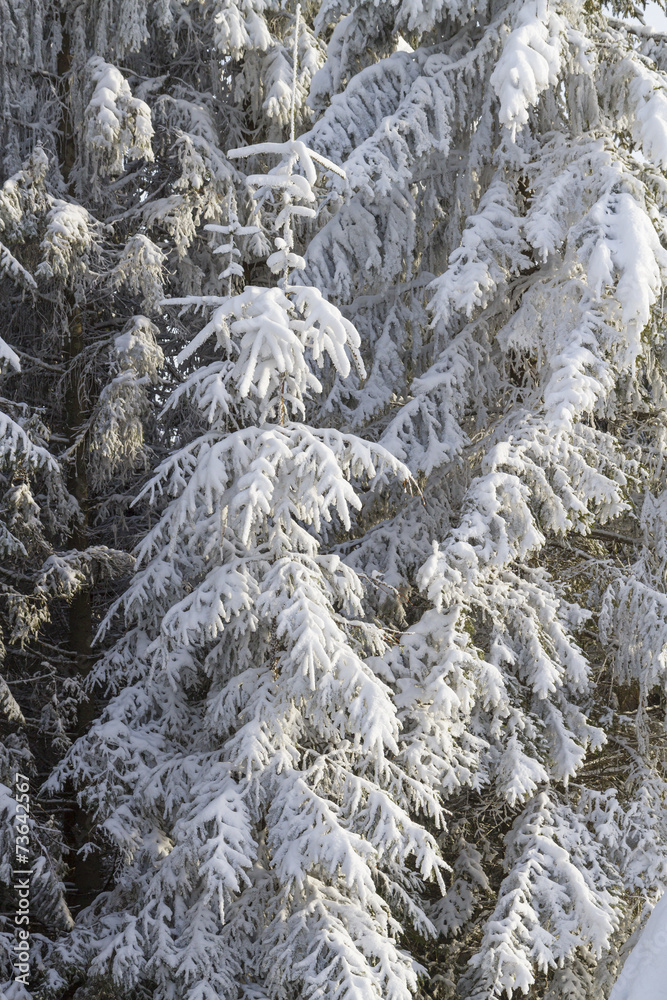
[2, 0, 667, 997]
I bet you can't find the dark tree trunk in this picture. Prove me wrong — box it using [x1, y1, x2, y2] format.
[56, 15, 107, 912]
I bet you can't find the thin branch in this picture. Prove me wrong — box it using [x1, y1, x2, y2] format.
[589, 528, 641, 546]
[608, 16, 667, 40]
[16, 350, 66, 372]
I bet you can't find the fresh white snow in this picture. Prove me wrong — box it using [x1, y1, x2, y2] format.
[611, 895, 667, 1000]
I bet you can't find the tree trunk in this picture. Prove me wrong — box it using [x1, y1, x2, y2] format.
[57, 15, 106, 913]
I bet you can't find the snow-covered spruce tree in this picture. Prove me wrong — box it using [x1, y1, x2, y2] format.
[1, 0, 330, 987]
[0, 3, 202, 995]
[290, 0, 667, 995]
[0, 153, 79, 999]
[53, 81, 451, 999]
[1, 0, 342, 994]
